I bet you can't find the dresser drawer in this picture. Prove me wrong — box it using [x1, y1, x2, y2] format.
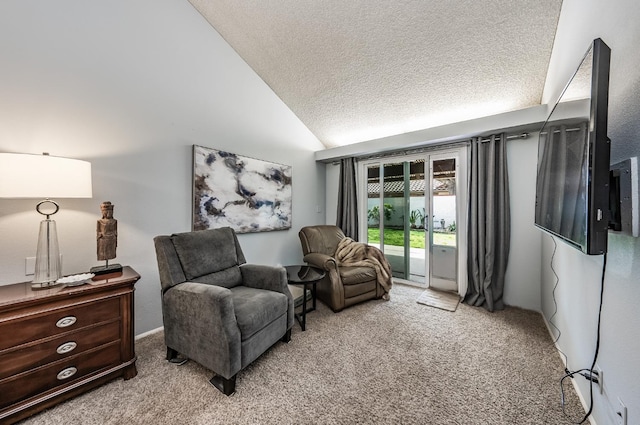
[0, 297, 120, 351]
[0, 342, 121, 410]
[0, 321, 120, 380]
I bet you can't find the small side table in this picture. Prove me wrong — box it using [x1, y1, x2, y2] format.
[285, 265, 325, 331]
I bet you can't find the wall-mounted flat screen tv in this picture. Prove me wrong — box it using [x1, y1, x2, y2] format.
[534, 38, 611, 255]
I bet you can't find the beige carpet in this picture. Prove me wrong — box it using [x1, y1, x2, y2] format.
[19, 284, 585, 425]
[416, 288, 461, 311]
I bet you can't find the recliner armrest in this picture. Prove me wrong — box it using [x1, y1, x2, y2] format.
[162, 282, 241, 378]
[303, 253, 338, 271]
[240, 264, 288, 293]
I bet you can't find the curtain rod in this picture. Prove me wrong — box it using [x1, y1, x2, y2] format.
[540, 127, 584, 135]
[480, 132, 529, 143]
[331, 132, 530, 164]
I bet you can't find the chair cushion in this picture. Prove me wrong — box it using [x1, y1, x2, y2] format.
[343, 280, 377, 299]
[300, 225, 344, 256]
[230, 286, 288, 341]
[172, 228, 238, 280]
[193, 265, 243, 288]
[339, 266, 376, 285]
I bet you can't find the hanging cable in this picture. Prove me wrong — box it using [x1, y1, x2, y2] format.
[559, 252, 607, 424]
[547, 236, 569, 365]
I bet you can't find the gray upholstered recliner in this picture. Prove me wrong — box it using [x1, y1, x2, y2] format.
[154, 227, 294, 395]
[299, 225, 386, 312]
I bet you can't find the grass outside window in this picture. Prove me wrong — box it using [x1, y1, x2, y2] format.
[367, 228, 456, 248]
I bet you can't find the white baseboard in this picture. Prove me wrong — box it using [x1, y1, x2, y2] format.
[135, 326, 164, 341]
[541, 314, 597, 425]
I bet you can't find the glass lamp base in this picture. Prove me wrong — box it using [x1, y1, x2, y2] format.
[32, 218, 62, 287]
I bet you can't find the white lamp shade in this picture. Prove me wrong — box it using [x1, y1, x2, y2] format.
[0, 153, 92, 199]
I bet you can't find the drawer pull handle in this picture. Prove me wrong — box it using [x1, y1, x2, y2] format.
[56, 367, 77, 380]
[56, 341, 77, 355]
[56, 316, 77, 328]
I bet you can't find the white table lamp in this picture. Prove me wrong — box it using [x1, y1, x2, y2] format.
[0, 153, 92, 289]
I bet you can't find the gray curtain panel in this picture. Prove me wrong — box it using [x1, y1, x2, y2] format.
[464, 134, 510, 311]
[336, 157, 359, 240]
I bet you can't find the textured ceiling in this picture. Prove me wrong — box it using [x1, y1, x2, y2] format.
[188, 0, 563, 148]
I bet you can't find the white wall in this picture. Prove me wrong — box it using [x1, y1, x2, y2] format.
[0, 0, 326, 335]
[541, 0, 640, 423]
[504, 135, 541, 310]
[324, 134, 543, 310]
[325, 163, 340, 225]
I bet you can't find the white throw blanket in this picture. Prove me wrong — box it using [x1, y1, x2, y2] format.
[334, 237, 392, 296]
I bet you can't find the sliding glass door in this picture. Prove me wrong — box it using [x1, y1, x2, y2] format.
[361, 147, 467, 294]
[366, 160, 425, 282]
[428, 154, 458, 292]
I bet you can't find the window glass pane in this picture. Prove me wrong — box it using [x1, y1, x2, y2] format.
[383, 162, 404, 278]
[432, 158, 456, 247]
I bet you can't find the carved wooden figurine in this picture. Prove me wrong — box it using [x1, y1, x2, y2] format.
[97, 201, 117, 261]
[91, 201, 123, 275]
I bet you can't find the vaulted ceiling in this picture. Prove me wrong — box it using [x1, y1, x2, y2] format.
[188, 0, 564, 149]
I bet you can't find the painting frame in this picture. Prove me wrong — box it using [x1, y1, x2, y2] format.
[192, 145, 293, 233]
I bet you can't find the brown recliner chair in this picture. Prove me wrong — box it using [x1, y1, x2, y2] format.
[298, 225, 386, 312]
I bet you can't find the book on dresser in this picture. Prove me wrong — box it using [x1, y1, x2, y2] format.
[0, 266, 140, 424]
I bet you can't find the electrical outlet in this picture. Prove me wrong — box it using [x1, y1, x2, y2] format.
[616, 397, 627, 425]
[25, 257, 36, 276]
[594, 364, 603, 394]
[581, 366, 603, 394]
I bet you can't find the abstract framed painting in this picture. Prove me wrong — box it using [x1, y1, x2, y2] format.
[192, 145, 292, 233]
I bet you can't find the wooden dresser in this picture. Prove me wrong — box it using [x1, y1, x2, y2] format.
[0, 266, 140, 424]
